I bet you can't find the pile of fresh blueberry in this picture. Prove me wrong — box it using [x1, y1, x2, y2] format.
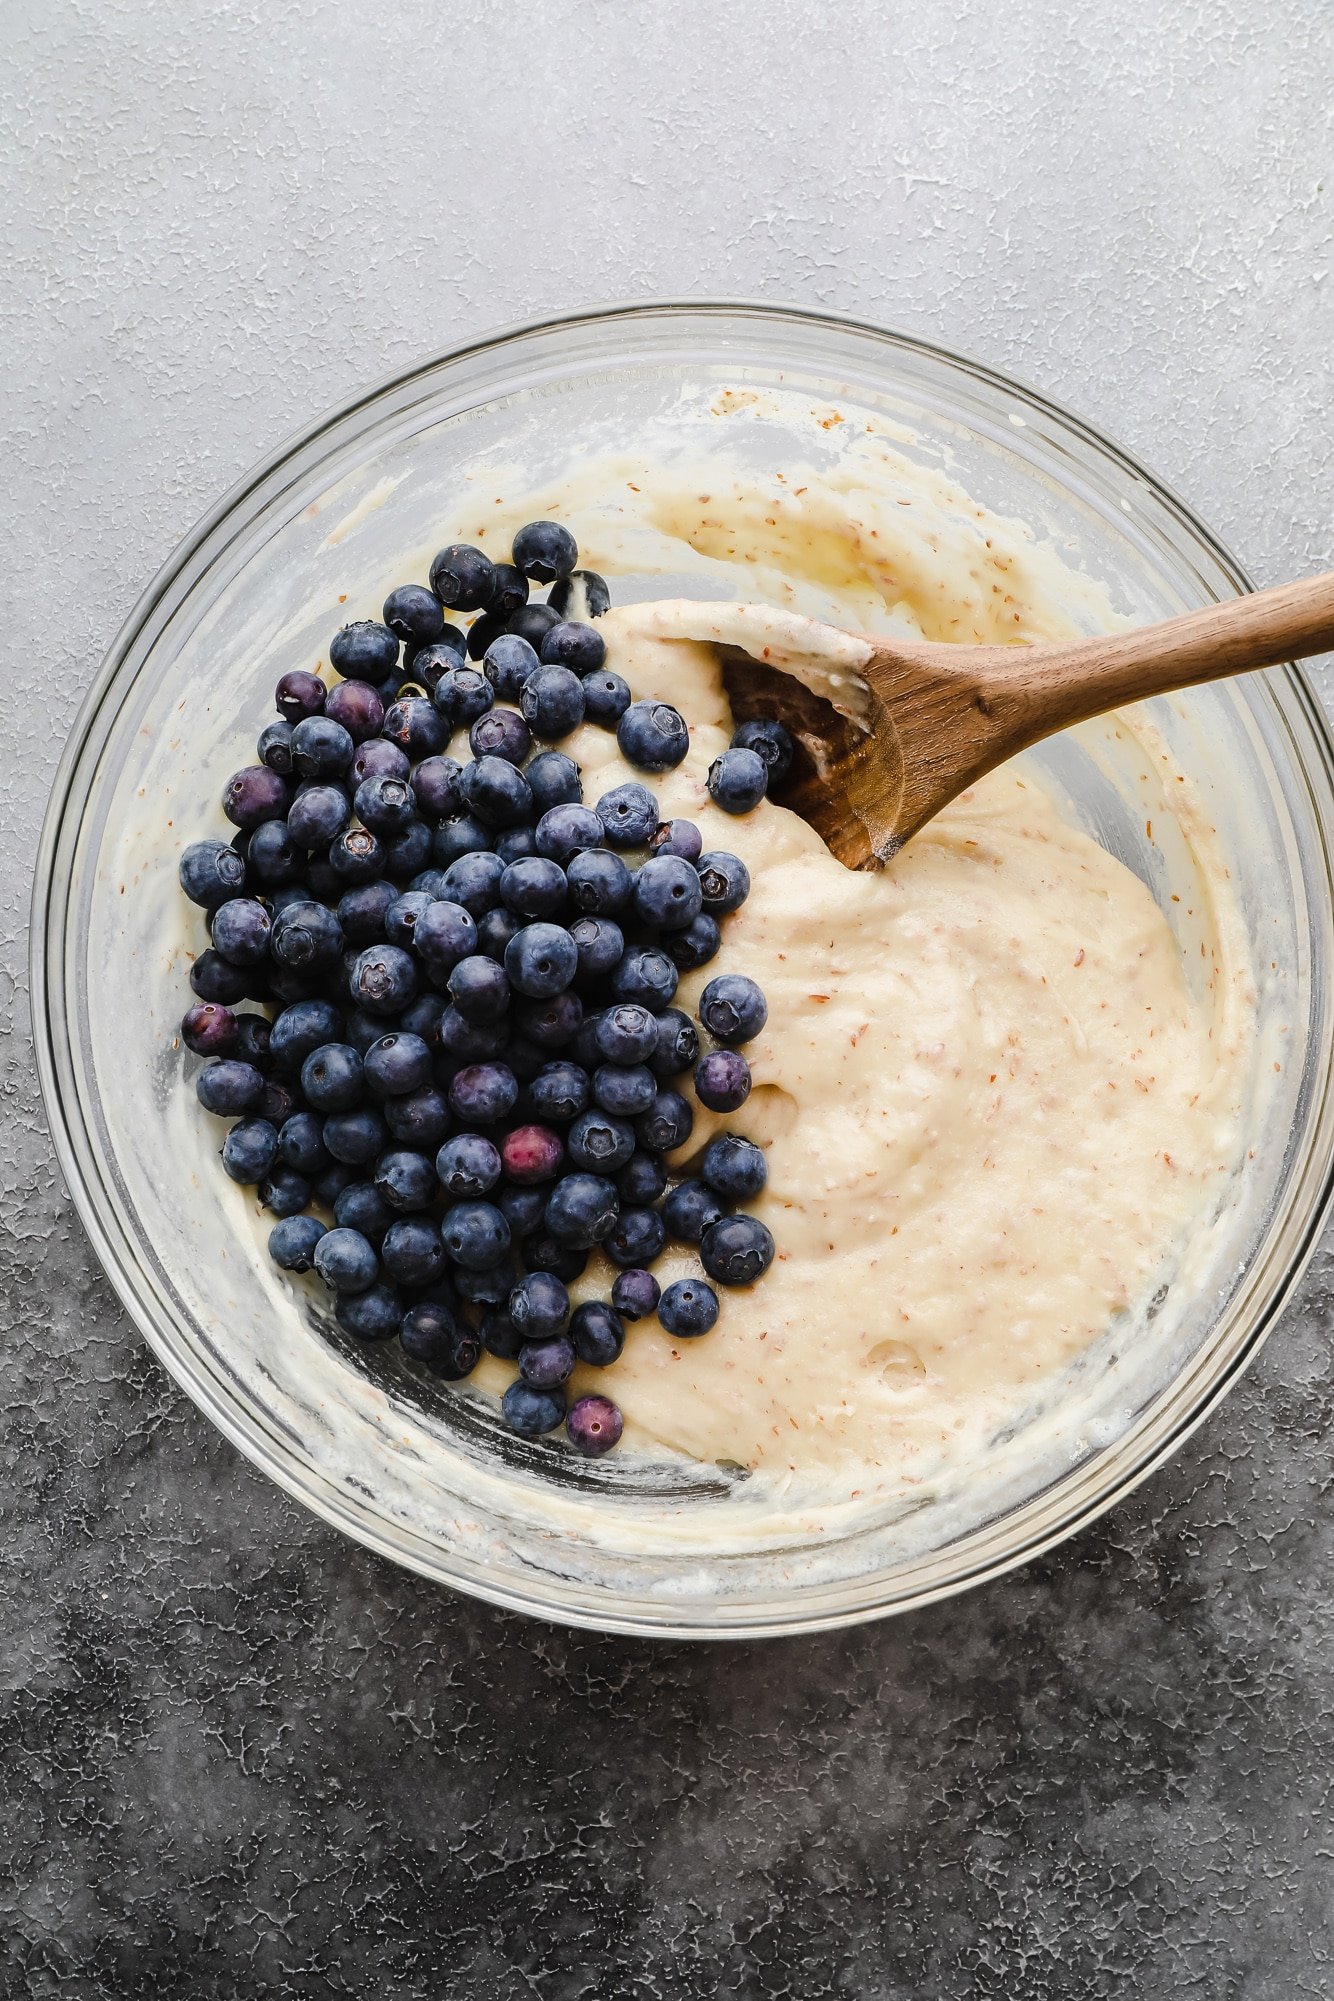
[178, 519, 792, 1458]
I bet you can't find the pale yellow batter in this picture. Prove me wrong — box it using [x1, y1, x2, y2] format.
[445, 443, 1253, 1490]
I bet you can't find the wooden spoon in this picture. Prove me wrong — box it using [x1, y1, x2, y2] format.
[696, 572, 1334, 868]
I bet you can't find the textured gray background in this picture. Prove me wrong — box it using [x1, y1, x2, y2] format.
[3, 1, 1333, 1995]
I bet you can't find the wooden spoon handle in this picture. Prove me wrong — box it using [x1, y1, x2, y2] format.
[975, 570, 1334, 739]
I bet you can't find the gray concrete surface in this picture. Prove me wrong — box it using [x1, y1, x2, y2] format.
[3, 1, 1332, 1994]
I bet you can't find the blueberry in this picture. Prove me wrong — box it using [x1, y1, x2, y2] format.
[375, 1147, 438, 1213]
[354, 774, 417, 837]
[632, 856, 703, 931]
[512, 519, 578, 584]
[351, 944, 418, 1015]
[594, 1064, 658, 1118]
[470, 706, 532, 766]
[436, 1132, 503, 1198]
[441, 851, 506, 916]
[447, 954, 511, 1025]
[329, 828, 385, 884]
[383, 583, 445, 647]
[663, 1177, 726, 1242]
[401, 1299, 481, 1379]
[433, 815, 495, 866]
[460, 755, 533, 831]
[596, 782, 659, 849]
[521, 664, 585, 739]
[609, 946, 678, 1012]
[526, 1062, 590, 1124]
[261, 1072, 298, 1124]
[486, 560, 530, 618]
[313, 1163, 358, 1207]
[611, 1268, 660, 1322]
[505, 922, 579, 998]
[525, 750, 584, 814]
[566, 1394, 623, 1456]
[291, 715, 354, 780]
[507, 602, 563, 651]
[569, 916, 624, 982]
[413, 898, 479, 980]
[222, 765, 290, 830]
[351, 736, 409, 785]
[246, 819, 301, 889]
[268, 1214, 327, 1272]
[439, 1005, 509, 1062]
[270, 998, 343, 1068]
[482, 632, 540, 702]
[180, 839, 249, 910]
[277, 1111, 329, 1177]
[382, 890, 434, 950]
[501, 856, 567, 920]
[325, 680, 386, 743]
[548, 568, 611, 620]
[429, 543, 496, 612]
[541, 620, 606, 673]
[383, 695, 446, 760]
[196, 1059, 266, 1116]
[649, 818, 704, 863]
[510, 1270, 571, 1340]
[657, 1279, 720, 1338]
[323, 1106, 389, 1166]
[544, 1172, 619, 1248]
[330, 621, 399, 682]
[569, 1299, 624, 1365]
[518, 1335, 577, 1389]
[411, 756, 464, 820]
[493, 825, 538, 865]
[380, 1217, 447, 1288]
[497, 1187, 547, 1241]
[258, 719, 295, 774]
[695, 851, 750, 915]
[534, 803, 603, 865]
[259, 1165, 312, 1216]
[666, 914, 722, 971]
[523, 1233, 589, 1283]
[334, 1180, 395, 1243]
[567, 848, 631, 916]
[482, 1306, 525, 1360]
[275, 669, 327, 723]
[433, 667, 493, 729]
[500, 1124, 565, 1186]
[399, 992, 448, 1045]
[219, 1118, 278, 1184]
[466, 611, 507, 661]
[610, 1205, 668, 1270]
[514, 991, 583, 1049]
[448, 1061, 518, 1125]
[699, 973, 767, 1044]
[210, 897, 272, 966]
[410, 639, 467, 693]
[454, 1257, 517, 1307]
[336, 1283, 404, 1342]
[363, 1031, 433, 1098]
[441, 1200, 511, 1270]
[189, 951, 255, 1006]
[571, 1014, 605, 1071]
[501, 1380, 566, 1438]
[301, 1042, 364, 1112]
[384, 1085, 450, 1149]
[287, 783, 350, 849]
[232, 1014, 272, 1070]
[693, 1048, 751, 1112]
[380, 815, 432, 883]
[637, 1088, 694, 1153]
[701, 1214, 776, 1287]
[304, 855, 342, 903]
[617, 701, 688, 773]
[708, 745, 768, 815]
[181, 1001, 238, 1058]
[580, 670, 632, 727]
[268, 884, 312, 917]
[733, 715, 795, 782]
[617, 1150, 667, 1206]
[342, 1008, 385, 1055]
[567, 1111, 636, 1174]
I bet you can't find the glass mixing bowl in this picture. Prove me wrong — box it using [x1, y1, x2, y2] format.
[31, 302, 1334, 1637]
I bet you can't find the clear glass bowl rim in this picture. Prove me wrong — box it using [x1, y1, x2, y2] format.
[30, 297, 1334, 1638]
